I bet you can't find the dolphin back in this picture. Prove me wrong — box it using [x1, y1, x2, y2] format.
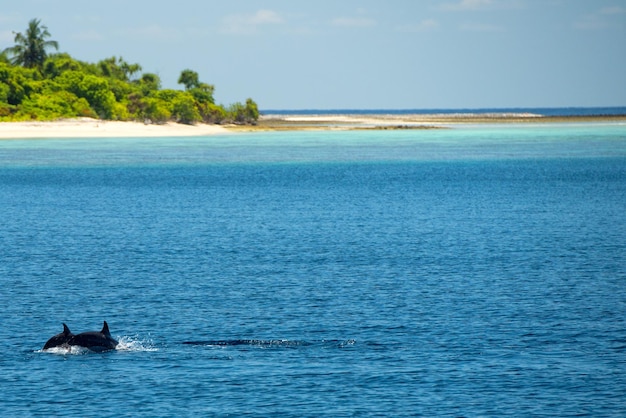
[101, 321, 112, 337]
[69, 332, 118, 351]
[43, 321, 118, 352]
[69, 321, 118, 351]
[43, 323, 74, 350]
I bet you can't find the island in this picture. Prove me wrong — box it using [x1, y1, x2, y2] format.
[2, 19, 624, 139]
[1, 19, 259, 126]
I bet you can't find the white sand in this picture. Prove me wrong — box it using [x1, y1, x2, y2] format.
[0, 118, 230, 139]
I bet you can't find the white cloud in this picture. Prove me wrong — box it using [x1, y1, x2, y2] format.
[71, 14, 101, 24]
[328, 7, 378, 29]
[249, 9, 284, 25]
[0, 13, 20, 25]
[439, 0, 523, 12]
[397, 19, 440, 32]
[221, 10, 284, 34]
[119, 25, 181, 41]
[331, 16, 377, 28]
[600, 6, 626, 15]
[574, 16, 607, 30]
[574, 5, 625, 30]
[440, 0, 494, 11]
[460, 22, 504, 32]
[71, 30, 105, 42]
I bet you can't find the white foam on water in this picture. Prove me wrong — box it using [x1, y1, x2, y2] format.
[39, 345, 90, 355]
[115, 335, 158, 352]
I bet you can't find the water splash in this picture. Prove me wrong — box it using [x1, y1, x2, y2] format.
[39, 345, 90, 355]
[115, 335, 158, 352]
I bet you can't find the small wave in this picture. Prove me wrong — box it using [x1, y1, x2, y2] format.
[182, 339, 357, 349]
[182, 339, 310, 348]
[334, 339, 357, 348]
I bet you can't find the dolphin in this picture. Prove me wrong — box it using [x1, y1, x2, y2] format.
[43, 323, 74, 350]
[69, 321, 119, 352]
[43, 321, 119, 352]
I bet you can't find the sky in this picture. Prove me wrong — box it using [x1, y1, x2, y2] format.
[1, 0, 625, 110]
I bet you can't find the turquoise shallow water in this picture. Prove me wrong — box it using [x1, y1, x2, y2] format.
[1, 124, 625, 416]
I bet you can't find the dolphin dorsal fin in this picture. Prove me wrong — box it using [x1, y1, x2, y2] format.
[101, 321, 111, 336]
[62, 323, 71, 335]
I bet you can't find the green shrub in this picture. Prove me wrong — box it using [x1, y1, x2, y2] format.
[141, 97, 171, 124]
[172, 92, 201, 124]
[56, 71, 118, 119]
[1, 33, 259, 124]
[15, 91, 97, 119]
[199, 102, 227, 124]
[227, 98, 259, 124]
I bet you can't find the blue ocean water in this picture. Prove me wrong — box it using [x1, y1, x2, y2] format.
[1, 123, 625, 416]
[263, 106, 626, 117]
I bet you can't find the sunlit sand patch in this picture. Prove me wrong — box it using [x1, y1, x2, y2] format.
[0, 118, 230, 139]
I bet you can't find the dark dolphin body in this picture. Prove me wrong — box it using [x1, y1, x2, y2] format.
[69, 321, 119, 352]
[43, 323, 74, 350]
[43, 321, 119, 352]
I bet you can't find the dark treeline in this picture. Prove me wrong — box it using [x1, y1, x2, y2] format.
[1, 19, 259, 124]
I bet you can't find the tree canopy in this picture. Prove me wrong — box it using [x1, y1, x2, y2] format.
[3, 19, 58, 69]
[0, 19, 259, 125]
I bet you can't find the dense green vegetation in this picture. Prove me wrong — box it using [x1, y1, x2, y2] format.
[0, 19, 259, 124]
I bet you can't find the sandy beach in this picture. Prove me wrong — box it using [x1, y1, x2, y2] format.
[0, 118, 230, 139]
[1, 114, 625, 139]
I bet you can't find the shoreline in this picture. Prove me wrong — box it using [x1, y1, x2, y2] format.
[1, 114, 625, 139]
[228, 113, 626, 132]
[0, 118, 230, 139]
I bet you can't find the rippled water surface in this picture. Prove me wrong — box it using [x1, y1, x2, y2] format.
[1, 125, 625, 416]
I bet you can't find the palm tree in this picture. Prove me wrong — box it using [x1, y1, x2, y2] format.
[3, 18, 59, 69]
